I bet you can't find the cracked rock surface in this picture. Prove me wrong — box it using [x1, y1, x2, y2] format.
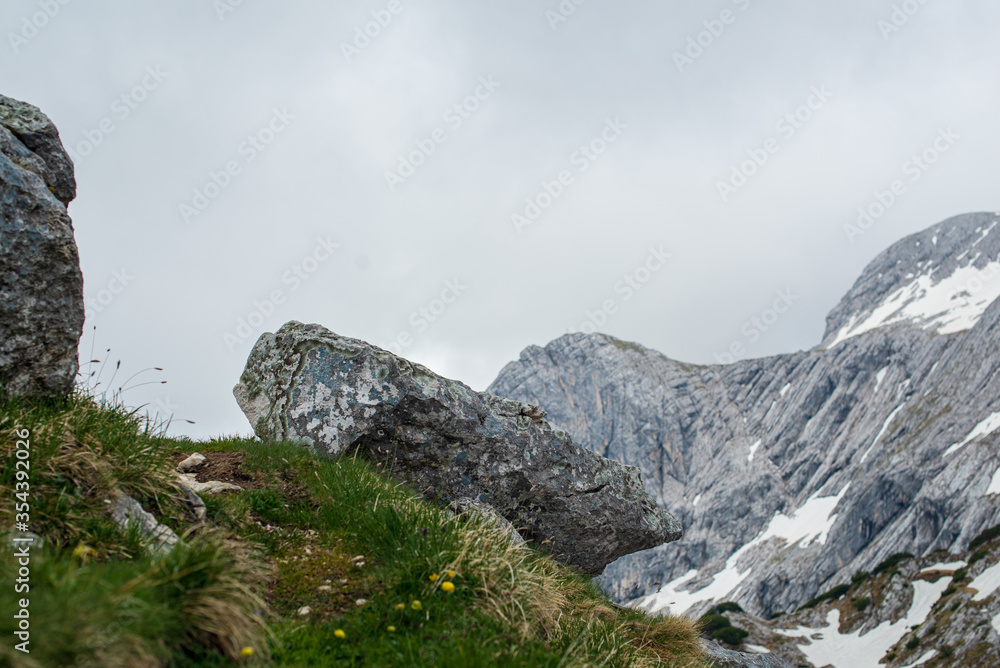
[234, 321, 681, 575]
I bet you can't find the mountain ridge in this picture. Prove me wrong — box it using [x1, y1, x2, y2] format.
[487, 212, 1000, 620]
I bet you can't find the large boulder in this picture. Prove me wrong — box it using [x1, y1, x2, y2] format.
[234, 321, 682, 575]
[0, 94, 84, 397]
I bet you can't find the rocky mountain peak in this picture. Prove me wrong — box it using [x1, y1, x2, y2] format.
[822, 212, 1000, 348]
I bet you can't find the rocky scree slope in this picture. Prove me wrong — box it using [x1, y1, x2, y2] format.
[734, 530, 1000, 668]
[488, 212, 1000, 620]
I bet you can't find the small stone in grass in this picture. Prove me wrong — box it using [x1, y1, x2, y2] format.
[297, 606, 311, 616]
[176, 453, 207, 472]
[355, 599, 367, 606]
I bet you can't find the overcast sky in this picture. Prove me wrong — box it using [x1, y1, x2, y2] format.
[5, 0, 999, 438]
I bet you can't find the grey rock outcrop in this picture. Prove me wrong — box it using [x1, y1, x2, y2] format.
[0, 95, 75, 205]
[233, 321, 681, 575]
[0, 94, 83, 397]
[488, 213, 1000, 616]
[701, 643, 791, 668]
[109, 492, 179, 553]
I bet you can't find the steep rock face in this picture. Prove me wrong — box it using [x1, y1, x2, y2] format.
[0, 94, 84, 397]
[234, 321, 681, 575]
[488, 213, 1000, 618]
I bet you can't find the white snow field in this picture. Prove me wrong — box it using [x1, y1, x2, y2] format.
[828, 252, 1000, 349]
[970, 560, 1000, 602]
[633, 484, 849, 614]
[775, 576, 952, 668]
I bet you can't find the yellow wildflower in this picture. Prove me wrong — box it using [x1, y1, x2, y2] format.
[387, 625, 396, 632]
[429, 573, 438, 582]
[334, 629, 346, 639]
[447, 570, 456, 578]
[72, 543, 98, 563]
[240, 647, 254, 657]
[411, 600, 423, 611]
[394, 603, 406, 611]
[441, 581, 455, 593]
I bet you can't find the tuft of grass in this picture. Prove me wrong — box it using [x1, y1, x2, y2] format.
[695, 612, 747, 647]
[797, 583, 851, 611]
[0, 390, 186, 558]
[969, 549, 988, 565]
[872, 552, 914, 576]
[0, 532, 268, 667]
[969, 524, 1000, 552]
[0, 391, 269, 665]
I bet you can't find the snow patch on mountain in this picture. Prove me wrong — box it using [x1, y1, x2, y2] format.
[944, 410, 1000, 456]
[634, 484, 849, 615]
[987, 467, 1000, 496]
[776, 577, 951, 668]
[860, 404, 904, 463]
[970, 560, 1000, 601]
[827, 259, 1000, 348]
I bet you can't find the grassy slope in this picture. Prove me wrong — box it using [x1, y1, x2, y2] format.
[0, 392, 712, 667]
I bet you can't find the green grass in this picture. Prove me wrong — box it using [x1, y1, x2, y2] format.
[797, 583, 851, 611]
[694, 613, 747, 648]
[969, 523, 1000, 551]
[872, 552, 913, 576]
[0, 391, 711, 667]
